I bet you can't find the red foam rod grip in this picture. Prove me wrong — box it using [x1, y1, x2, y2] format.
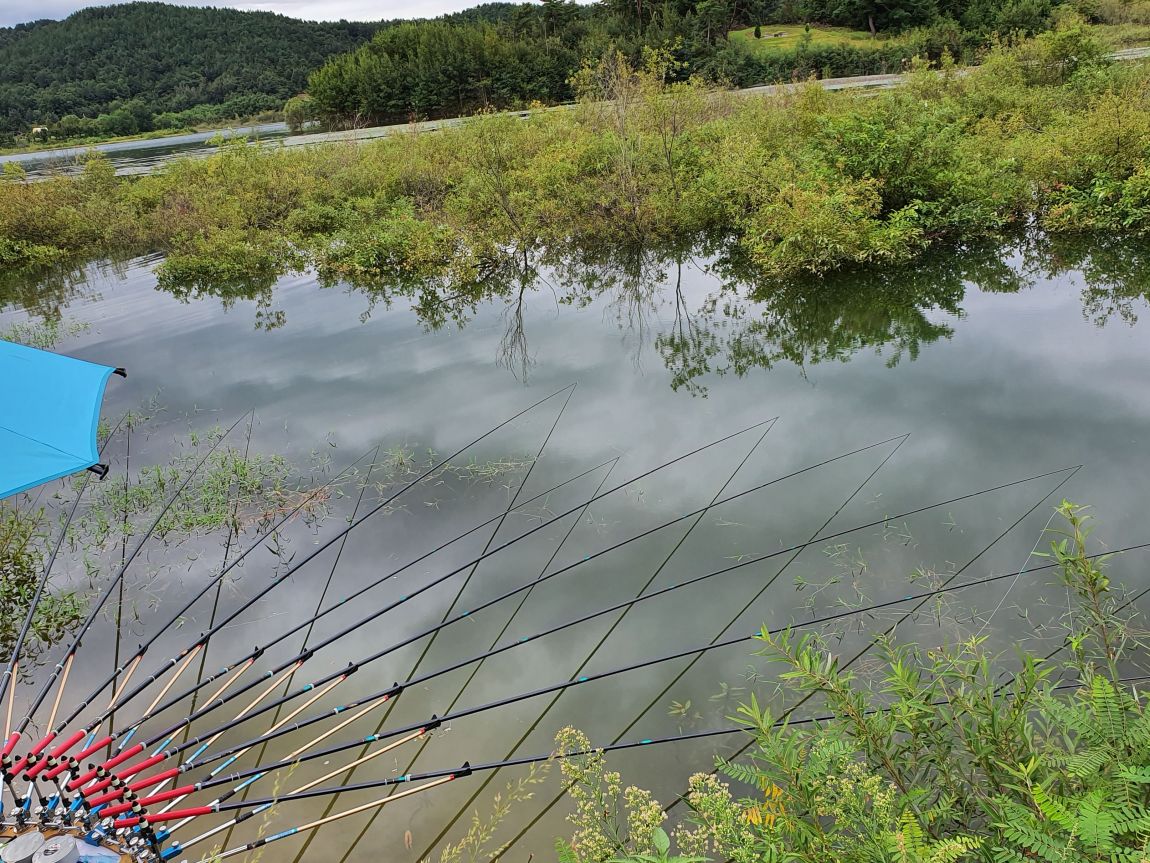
[129, 767, 180, 794]
[10, 732, 56, 776]
[69, 743, 143, 790]
[27, 730, 87, 780]
[41, 762, 71, 782]
[102, 784, 193, 818]
[74, 735, 115, 763]
[82, 776, 118, 799]
[2, 732, 21, 759]
[112, 816, 143, 829]
[117, 752, 166, 781]
[86, 786, 127, 809]
[99, 800, 141, 819]
[137, 785, 195, 808]
[87, 767, 177, 806]
[45, 733, 115, 780]
[48, 730, 86, 758]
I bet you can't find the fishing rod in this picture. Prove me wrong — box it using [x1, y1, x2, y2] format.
[176, 441, 1045, 778]
[652, 462, 1083, 825]
[59, 386, 578, 748]
[167, 722, 441, 858]
[167, 428, 864, 851]
[53, 459, 1073, 821]
[134, 431, 922, 772]
[59, 441, 382, 743]
[22, 442, 383, 799]
[144, 388, 580, 828]
[145, 426, 767, 839]
[328, 419, 778, 863]
[104, 454, 619, 751]
[114, 661, 1150, 855]
[53, 458, 622, 818]
[107, 493, 1101, 824]
[136, 562, 1150, 863]
[171, 446, 394, 844]
[419, 427, 907, 861]
[45, 462, 1073, 816]
[59, 417, 776, 817]
[106, 417, 776, 758]
[3, 411, 251, 779]
[211, 384, 587, 847]
[177, 420, 278, 750]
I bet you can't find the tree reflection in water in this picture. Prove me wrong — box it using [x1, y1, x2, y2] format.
[6, 234, 1150, 395]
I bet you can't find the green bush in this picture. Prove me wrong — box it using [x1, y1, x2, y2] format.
[2, 36, 1149, 290]
[555, 502, 1150, 863]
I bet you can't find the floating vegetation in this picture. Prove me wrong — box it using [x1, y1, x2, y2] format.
[0, 505, 82, 672]
[0, 317, 90, 350]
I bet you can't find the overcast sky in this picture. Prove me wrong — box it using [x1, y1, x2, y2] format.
[0, 0, 476, 28]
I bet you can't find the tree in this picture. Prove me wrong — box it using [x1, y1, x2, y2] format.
[283, 94, 317, 132]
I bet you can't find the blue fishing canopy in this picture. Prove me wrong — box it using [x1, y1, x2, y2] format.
[0, 339, 121, 499]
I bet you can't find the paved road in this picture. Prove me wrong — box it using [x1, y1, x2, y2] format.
[5, 46, 1148, 178]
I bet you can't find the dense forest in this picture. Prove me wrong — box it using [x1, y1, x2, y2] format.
[307, 0, 1087, 124]
[0, 2, 379, 137]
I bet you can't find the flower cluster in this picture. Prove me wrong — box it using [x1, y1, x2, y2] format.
[624, 784, 667, 853]
[674, 773, 767, 863]
[812, 758, 898, 828]
[553, 727, 676, 861]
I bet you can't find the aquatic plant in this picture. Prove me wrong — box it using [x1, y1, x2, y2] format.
[553, 501, 1150, 863]
[0, 504, 83, 674]
[0, 317, 90, 350]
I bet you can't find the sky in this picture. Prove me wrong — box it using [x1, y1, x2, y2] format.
[0, 0, 473, 28]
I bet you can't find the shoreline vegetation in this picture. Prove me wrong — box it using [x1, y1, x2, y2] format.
[549, 508, 1150, 863]
[2, 24, 1147, 286]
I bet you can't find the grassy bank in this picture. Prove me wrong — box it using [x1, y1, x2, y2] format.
[0, 26, 1147, 290]
[729, 24, 893, 55]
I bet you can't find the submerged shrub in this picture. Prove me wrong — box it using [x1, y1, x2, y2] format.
[2, 37, 1149, 285]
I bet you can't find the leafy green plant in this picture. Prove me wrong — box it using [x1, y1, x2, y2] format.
[556, 501, 1150, 863]
[0, 504, 83, 673]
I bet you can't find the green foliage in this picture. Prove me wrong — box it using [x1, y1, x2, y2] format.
[283, 94, 318, 133]
[74, 425, 326, 544]
[2, 40, 1149, 290]
[308, 18, 579, 125]
[0, 504, 82, 675]
[557, 501, 1150, 863]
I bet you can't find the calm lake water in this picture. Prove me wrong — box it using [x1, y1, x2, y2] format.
[2, 235, 1149, 862]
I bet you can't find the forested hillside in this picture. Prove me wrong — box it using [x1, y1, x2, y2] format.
[0, 2, 378, 135]
[307, 0, 1092, 125]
